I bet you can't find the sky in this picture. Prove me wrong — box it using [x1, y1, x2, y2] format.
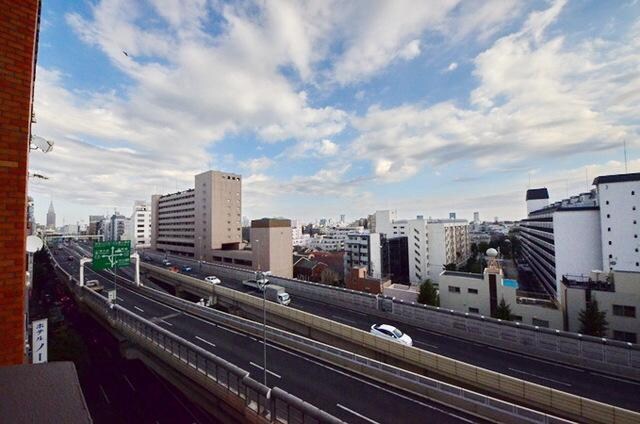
[30, 0, 640, 226]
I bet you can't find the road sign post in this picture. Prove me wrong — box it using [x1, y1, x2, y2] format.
[92, 241, 131, 307]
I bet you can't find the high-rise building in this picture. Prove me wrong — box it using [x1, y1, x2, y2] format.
[107, 212, 129, 241]
[390, 217, 428, 284]
[427, 219, 471, 281]
[251, 218, 293, 278]
[344, 232, 383, 279]
[518, 172, 640, 302]
[88, 215, 105, 236]
[151, 170, 242, 260]
[46, 200, 56, 229]
[129, 200, 152, 249]
[26, 196, 35, 235]
[473, 211, 480, 224]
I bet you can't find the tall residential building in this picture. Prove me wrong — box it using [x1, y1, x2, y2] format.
[130, 200, 152, 249]
[344, 232, 383, 279]
[151, 170, 242, 260]
[107, 212, 129, 241]
[251, 218, 293, 278]
[427, 219, 471, 281]
[368, 210, 396, 234]
[518, 172, 640, 302]
[390, 217, 428, 284]
[46, 200, 56, 229]
[473, 211, 480, 224]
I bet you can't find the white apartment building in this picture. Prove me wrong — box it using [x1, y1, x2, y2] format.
[427, 219, 471, 282]
[291, 220, 311, 247]
[366, 211, 471, 285]
[390, 217, 428, 284]
[344, 232, 383, 279]
[518, 172, 640, 303]
[309, 226, 365, 251]
[129, 200, 152, 249]
[151, 170, 242, 260]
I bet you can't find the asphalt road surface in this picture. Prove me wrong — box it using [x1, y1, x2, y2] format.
[53, 243, 486, 424]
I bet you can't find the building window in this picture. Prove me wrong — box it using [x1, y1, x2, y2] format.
[468, 307, 479, 314]
[613, 305, 636, 318]
[613, 331, 637, 344]
[607, 214, 610, 218]
[448, 286, 461, 293]
[468, 288, 478, 294]
[532, 318, 549, 328]
[608, 241, 612, 245]
[605, 200, 609, 205]
[608, 227, 611, 232]
[609, 254, 613, 259]
[633, 191, 636, 195]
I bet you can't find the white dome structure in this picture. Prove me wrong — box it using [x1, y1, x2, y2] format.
[486, 248, 498, 257]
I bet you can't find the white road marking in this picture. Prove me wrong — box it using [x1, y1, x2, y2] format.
[99, 385, 110, 404]
[160, 319, 173, 327]
[508, 368, 572, 387]
[123, 375, 136, 392]
[249, 362, 281, 379]
[266, 343, 475, 423]
[134, 306, 144, 313]
[337, 404, 380, 424]
[195, 336, 216, 348]
[331, 315, 358, 325]
[590, 372, 640, 387]
[117, 297, 124, 302]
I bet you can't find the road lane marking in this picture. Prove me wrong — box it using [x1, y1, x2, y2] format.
[508, 368, 572, 387]
[123, 375, 136, 392]
[249, 362, 281, 379]
[117, 297, 124, 302]
[99, 385, 110, 404]
[159, 319, 173, 327]
[590, 372, 640, 387]
[134, 306, 144, 313]
[195, 336, 216, 348]
[337, 404, 379, 424]
[266, 343, 475, 423]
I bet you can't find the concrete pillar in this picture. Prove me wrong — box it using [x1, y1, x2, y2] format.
[79, 258, 92, 287]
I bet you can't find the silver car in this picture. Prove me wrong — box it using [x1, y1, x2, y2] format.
[370, 324, 413, 346]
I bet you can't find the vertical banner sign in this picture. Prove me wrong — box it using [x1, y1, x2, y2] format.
[32, 318, 48, 364]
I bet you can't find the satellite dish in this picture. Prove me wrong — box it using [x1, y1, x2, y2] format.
[26, 235, 44, 253]
[486, 248, 498, 257]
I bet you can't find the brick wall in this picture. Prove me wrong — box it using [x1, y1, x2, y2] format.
[0, 1, 40, 366]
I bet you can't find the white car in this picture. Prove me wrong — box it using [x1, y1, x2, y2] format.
[205, 276, 221, 285]
[370, 324, 413, 346]
[162, 259, 171, 266]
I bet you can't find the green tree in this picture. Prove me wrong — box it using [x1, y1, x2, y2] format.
[417, 279, 439, 306]
[478, 242, 489, 255]
[579, 299, 608, 337]
[495, 297, 512, 320]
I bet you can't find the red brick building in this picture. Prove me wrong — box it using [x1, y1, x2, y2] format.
[0, 0, 41, 365]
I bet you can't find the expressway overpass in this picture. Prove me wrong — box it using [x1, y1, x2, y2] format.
[55, 245, 637, 422]
[51, 243, 496, 424]
[134, 249, 640, 414]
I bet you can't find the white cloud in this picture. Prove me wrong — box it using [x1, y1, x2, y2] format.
[243, 157, 274, 173]
[444, 62, 458, 73]
[352, 1, 639, 182]
[398, 39, 421, 60]
[283, 138, 340, 158]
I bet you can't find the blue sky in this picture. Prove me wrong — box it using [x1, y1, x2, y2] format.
[30, 0, 640, 226]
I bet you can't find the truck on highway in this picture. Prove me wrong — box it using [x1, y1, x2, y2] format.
[264, 285, 291, 306]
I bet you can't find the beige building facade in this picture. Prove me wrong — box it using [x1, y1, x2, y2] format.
[251, 218, 293, 278]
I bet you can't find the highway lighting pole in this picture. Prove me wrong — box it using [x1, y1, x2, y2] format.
[255, 239, 268, 386]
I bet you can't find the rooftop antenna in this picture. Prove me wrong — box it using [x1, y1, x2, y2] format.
[624, 140, 628, 173]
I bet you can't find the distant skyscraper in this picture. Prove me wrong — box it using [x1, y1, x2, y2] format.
[46, 201, 56, 229]
[473, 212, 480, 223]
[340, 214, 345, 224]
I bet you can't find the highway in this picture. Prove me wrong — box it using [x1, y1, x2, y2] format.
[52, 243, 485, 424]
[134, 248, 640, 412]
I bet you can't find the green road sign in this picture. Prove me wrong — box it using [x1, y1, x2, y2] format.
[93, 240, 131, 270]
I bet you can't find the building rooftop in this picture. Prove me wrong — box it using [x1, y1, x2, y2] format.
[441, 270, 484, 280]
[593, 172, 640, 185]
[526, 188, 549, 200]
[251, 218, 291, 228]
[0, 362, 92, 424]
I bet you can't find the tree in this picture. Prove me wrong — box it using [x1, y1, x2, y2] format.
[478, 242, 489, 255]
[417, 279, 439, 306]
[444, 263, 457, 271]
[579, 299, 608, 337]
[320, 268, 341, 287]
[495, 297, 511, 320]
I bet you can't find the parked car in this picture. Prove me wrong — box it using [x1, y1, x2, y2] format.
[182, 266, 192, 272]
[204, 276, 221, 285]
[85, 279, 104, 293]
[162, 259, 171, 266]
[370, 324, 412, 346]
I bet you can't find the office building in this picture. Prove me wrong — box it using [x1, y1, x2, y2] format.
[151, 170, 242, 259]
[368, 210, 396, 234]
[308, 226, 365, 251]
[382, 236, 410, 283]
[390, 216, 428, 284]
[130, 200, 152, 249]
[473, 211, 480, 224]
[88, 215, 105, 236]
[46, 200, 56, 229]
[106, 212, 129, 241]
